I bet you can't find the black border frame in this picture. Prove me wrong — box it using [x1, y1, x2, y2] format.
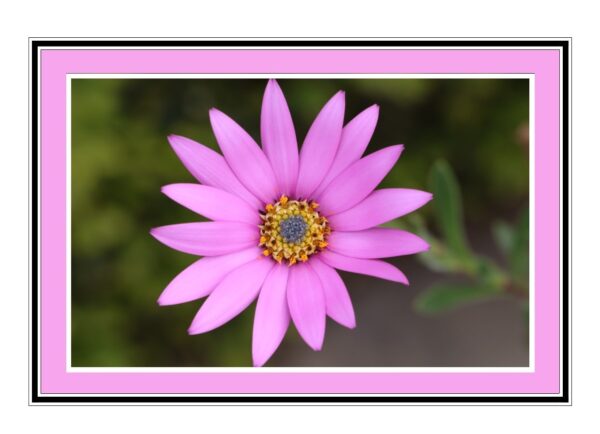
[30, 38, 570, 404]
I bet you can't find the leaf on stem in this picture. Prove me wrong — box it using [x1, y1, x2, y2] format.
[429, 160, 472, 260]
[413, 283, 500, 314]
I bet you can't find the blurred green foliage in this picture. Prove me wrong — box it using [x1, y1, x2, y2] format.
[409, 160, 528, 315]
[71, 78, 529, 367]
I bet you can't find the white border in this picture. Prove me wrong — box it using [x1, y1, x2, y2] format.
[65, 73, 536, 374]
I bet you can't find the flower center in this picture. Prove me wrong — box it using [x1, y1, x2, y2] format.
[279, 215, 308, 243]
[259, 195, 330, 265]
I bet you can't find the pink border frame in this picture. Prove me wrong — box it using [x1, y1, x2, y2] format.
[39, 48, 561, 395]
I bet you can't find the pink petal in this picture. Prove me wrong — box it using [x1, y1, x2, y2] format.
[318, 250, 409, 284]
[162, 184, 260, 225]
[309, 257, 355, 329]
[328, 188, 433, 231]
[286, 263, 326, 350]
[313, 105, 379, 197]
[167, 134, 261, 209]
[328, 228, 429, 259]
[295, 91, 345, 199]
[261, 79, 299, 196]
[188, 258, 274, 334]
[150, 222, 259, 256]
[252, 264, 290, 367]
[209, 109, 279, 204]
[157, 247, 262, 306]
[317, 145, 404, 216]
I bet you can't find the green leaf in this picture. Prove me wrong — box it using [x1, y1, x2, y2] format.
[510, 208, 529, 284]
[413, 283, 500, 314]
[417, 242, 463, 273]
[401, 214, 463, 273]
[492, 220, 515, 258]
[475, 257, 509, 288]
[429, 160, 473, 261]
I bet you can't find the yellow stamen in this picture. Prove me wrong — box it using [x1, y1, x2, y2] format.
[258, 196, 330, 266]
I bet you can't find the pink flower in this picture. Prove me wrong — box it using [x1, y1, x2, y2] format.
[151, 80, 432, 366]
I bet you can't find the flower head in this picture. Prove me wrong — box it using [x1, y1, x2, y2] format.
[151, 79, 432, 366]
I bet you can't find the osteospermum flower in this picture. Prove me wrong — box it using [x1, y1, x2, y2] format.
[151, 79, 432, 367]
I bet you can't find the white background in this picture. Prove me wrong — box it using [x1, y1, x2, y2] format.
[0, 1, 592, 432]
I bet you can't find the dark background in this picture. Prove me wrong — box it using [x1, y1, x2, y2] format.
[71, 78, 529, 367]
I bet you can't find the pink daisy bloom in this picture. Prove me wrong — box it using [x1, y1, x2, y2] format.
[151, 79, 432, 367]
